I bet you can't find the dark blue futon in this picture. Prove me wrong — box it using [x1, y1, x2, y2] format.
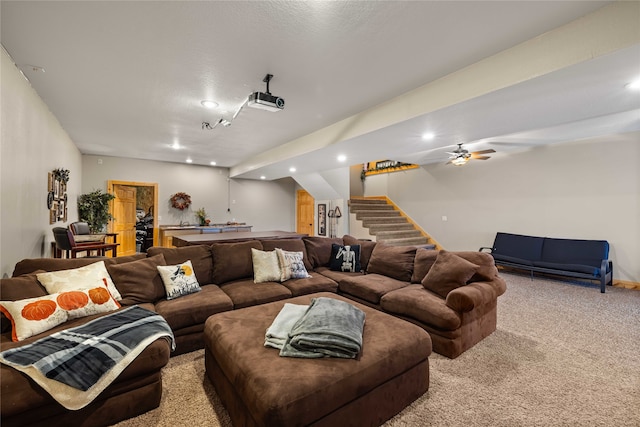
[480, 232, 613, 292]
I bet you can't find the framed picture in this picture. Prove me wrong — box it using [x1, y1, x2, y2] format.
[48, 172, 54, 192]
[50, 201, 59, 224]
[318, 204, 326, 236]
[54, 179, 60, 198]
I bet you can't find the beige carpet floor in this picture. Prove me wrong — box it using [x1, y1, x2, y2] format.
[115, 273, 640, 426]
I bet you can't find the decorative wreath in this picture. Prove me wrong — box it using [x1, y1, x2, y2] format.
[170, 192, 192, 211]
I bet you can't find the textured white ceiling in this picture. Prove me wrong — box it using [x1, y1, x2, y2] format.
[2, 1, 638, 180]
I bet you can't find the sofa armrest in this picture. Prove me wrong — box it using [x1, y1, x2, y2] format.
[445, 277, 507, 312]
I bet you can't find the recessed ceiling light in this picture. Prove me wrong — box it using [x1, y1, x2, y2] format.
[171, 142, 181, 150]
[289, 167, 296, 173]
[210, 161, 217, 166]
[186, 158, 193, 164]
[337, 154, 347, 162]
[260, 175, 266, 180]
[625, 79, 640, 90]
[201, 100, 218, 109]
[422, 132, 435, 141]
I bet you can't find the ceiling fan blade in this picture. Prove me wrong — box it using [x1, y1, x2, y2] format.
[471, 149, 496, 155]
[472, 155, 491, 160]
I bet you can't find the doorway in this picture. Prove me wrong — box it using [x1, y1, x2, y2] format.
[107, 180, 158, 256]
[296, 189, 314, 236]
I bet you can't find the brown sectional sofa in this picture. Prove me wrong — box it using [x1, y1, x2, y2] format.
[2, 235, 506, 426]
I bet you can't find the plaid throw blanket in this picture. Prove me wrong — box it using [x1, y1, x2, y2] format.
[0, 306, 174, 410]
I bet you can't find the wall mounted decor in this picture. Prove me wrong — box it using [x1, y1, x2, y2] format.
[48, 169, 69, 224]
[170, 192, 192, 210]
[318, 204, 326, 236]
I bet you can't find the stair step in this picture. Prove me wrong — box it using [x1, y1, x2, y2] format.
[374, 230, 423, 239]
[349, 204, 396, 211]
[349, 199, 388, 205]
[356, 210, 402, 220]
[368, 223, 415, 233]
[378, 236, 432, 246]
[362, 217, 409, 226]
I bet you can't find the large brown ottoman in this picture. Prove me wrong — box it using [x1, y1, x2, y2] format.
[204, 292, 431, 427]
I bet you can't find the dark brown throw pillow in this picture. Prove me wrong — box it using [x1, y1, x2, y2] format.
[342, 235, 376, 271]
[210, 240, 263, 284]
[107, 254, 167, 305]
[303, 237, 344, 269]
[366, 243, 417, 282]
[421, 250, 479, 298]
[0, 271, 48, 333]
[411, 247, 439, 283]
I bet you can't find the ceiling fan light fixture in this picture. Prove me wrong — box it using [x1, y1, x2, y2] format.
[451, 156, 469, 166]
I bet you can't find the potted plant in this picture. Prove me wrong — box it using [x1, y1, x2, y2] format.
[78, 190, 116, 233]
[195, 207, 210, 226]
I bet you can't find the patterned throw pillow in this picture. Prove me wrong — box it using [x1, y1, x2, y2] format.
[0, 283, 121, 341]
[156, 260, 202, 300]
[329, 244, 361, 273]
[275, 248, 311, 281]
[251, 249, 281, 283]
[36, 261, 122, 301]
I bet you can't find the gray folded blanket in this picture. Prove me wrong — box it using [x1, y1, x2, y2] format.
[280, 297, 365, 359]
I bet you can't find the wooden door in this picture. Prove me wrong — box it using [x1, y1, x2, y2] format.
[296, 190, 314, 236]
[112, 185, 137, 256]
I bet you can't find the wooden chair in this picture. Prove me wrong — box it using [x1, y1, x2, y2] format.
[52, 227, 119, 258]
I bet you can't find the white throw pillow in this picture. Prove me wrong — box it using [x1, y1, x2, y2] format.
[276, 248, 311, 281]
[36, 261, 122, 301]
[251, 249, 281, 283]
[156, 260, 202, 300]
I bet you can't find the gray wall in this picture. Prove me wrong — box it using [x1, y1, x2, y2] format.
[82, 155, 296, 231]
[364, 134, 640, 283]
[1, 48, 83, 277]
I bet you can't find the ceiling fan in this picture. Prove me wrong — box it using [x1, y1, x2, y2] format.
[446, 144, 495, 166]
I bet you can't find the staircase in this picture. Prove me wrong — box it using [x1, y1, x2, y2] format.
[348, 198, 441, 248]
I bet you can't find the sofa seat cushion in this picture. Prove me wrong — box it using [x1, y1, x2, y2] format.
[381, 285, 461, 331]
[220, 279, 292, 309]
[314, 266, 363, 283]
[211, 240, 263, 284]
[532, 261, 600, 276]
[366, 244, 417, 282]
[280, 275, 338, 297]
[339, 274, 409, 305]
[491, 253, 534, 266]
[147, 245, 213, 285]
[154, 284, 233, 331]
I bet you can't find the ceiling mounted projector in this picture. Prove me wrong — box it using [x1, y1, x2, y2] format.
[247, 74, 284, 112]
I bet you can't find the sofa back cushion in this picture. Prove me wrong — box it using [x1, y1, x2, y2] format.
[421, 250, 479, 298]
[260, 239, 312, 271]
[366, 243, 417, 282]
[302, 237, 344, 269]
[147, 245, 213, 284]
[107, 254, 167, 305]
[12, 254, 146, 277]
[412, 249, 498, 283]
[342, 235, 376, 271]
[492, 232, 544, 261]
[211, 240, 263, 284]
[540, 238, 609, 267]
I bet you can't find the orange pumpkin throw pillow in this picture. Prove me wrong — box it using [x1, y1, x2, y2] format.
[0, 294, 68, 341]
[0, 281, 121, 341]
[421, 250, 479, 298]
